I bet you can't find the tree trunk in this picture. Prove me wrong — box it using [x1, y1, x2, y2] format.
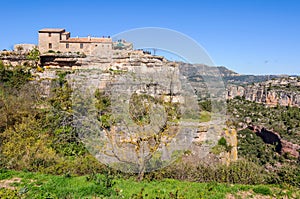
[137, 162, 145, 181]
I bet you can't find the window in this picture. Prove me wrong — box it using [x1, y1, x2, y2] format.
[49, 43, 52, 49]
[80, 43, 83, 49]
[48, 33, 51, 37]
[66, 43, 69, 48]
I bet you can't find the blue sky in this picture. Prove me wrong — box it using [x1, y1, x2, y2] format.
[1, 0, 300, 75]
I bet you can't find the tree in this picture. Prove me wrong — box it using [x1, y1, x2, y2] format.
[26, 48, 40, 67]
[73, 68, 199, 181]
[97, 91, 180, 180]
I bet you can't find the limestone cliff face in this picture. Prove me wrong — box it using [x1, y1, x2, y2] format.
[227, 78, 300, 107]
[34, 62, 231, 164]
[223, 129, 238, 165]
[39, 50, 174, 70]
[0, 53, 36, 66]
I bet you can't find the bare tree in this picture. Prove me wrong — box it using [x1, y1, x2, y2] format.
[71, 67, 199, 181]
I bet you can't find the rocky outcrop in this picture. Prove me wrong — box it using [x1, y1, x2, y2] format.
[248, 125, 300, 158]
[281, 140, 300, 158]
[0, 53, 36, 66]
[39, 50, 175, 71]
[223, 129, 238, 165]
[227, 78, 300, 107]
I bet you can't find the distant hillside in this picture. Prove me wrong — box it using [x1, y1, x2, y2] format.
[179, 63, 238, 78]
[179, 63, 290, 86]
[216, 66, 239, 77]
[223, 75, 281, 85]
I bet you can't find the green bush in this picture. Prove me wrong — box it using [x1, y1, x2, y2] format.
[253, 186, 272, 195]
[161, 159, 267, 185]
[273, 164, 300, 187]
[237, 128, 281, 165]
[0, 63, 31, 89]
[42, 154, 106, 175]
[26, 48, 40, 67]
[0, 117, 58, 171]
[0, 188, 19, 199]
[218, 137, 227, 146]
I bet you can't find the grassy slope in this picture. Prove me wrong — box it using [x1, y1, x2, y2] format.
[0, 170, 299, 199]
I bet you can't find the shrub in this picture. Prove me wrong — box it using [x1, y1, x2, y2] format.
[26, 48, 40, 67]
[0, 63, 32, 89]
[218, 137, 227, 146]
[273, 164, 300, 187]
[0, 117, 59, 171]
[253, 186, 272, 195]
[0, 188, 19, 199]
[160, 159, 266, 185]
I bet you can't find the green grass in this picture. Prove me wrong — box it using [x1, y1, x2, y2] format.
[0, 169, 105, 198]
[0, 169, 299, 198]
[181, 111, 212, 123]
[200, 111, 211, 122]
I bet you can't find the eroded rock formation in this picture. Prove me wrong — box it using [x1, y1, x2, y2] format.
[227, 78, 300, 107]
[248, 125, 300, 158]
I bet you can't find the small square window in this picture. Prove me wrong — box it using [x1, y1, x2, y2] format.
[49, 43, 52, 49]
[48, 33, 51, 37]
[80, 43, 83, 49]
[66, 43, 69, 48]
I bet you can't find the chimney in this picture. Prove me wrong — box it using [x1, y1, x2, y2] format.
[88, 35, 91, 41]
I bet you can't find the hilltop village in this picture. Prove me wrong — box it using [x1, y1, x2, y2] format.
[0, 28, 299, 109]
[0, 28, 174, 70]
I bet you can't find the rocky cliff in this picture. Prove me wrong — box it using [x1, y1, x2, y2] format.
[227, 77, 300, 107]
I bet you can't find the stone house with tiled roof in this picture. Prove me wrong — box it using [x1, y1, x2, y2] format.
[38, 28, 131, 57]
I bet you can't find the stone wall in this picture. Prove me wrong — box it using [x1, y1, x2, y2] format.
[39, 31, 62, 53]
[58, 41, 113, 56]
[38, 29, 114, 56]
[14, 44, 36, 53]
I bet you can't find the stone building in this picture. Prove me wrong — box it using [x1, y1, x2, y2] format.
[14, 44, 37, 53]
[38, 28, 132, 56]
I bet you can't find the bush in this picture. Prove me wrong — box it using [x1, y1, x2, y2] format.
[0, 117, 58, 171]
[271, 164, 300, 187]
[237, 129, 281, 165]
[218, 137, 227, 146]
[253, 186, 272, 195]
[0, 188, 19, 199]
[26, 48, 40, 67]
[160, 159, 267, 185]
[42, 154, 106, 175]
[0, 63, 31, 89]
